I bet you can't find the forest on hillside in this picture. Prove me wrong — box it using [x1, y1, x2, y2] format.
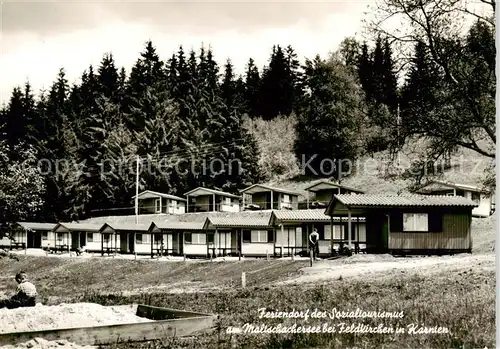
[0, 0, 495, 223]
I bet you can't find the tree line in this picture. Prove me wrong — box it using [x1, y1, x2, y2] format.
[0, 1, 495, 223]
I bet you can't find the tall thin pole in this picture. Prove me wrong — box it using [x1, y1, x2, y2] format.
[396, 103, 401, 167]
[135, 155, 140, 224]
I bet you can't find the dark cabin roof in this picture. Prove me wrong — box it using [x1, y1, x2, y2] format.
[304, 180, 364, 194]
[240, 184, 301, 196]
[325, 194, 478, 216]
[132, 190, 187, 202]
[16, 222, 57, 231]
[184, 187, 240, 199]
[415, 180, 485, 194]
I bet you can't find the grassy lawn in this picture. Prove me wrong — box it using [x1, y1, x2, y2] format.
[0, 255, 309, 299]
[0, 252, 494, 349]
[93, 266, 494, 349]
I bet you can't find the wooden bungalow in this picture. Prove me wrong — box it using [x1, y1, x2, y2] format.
[1, 222, 57, 249]
[205, 214, 273, 257]
[51, 223, 103, 253]
[98, 223, 150, 256]
[304, 180, 364, 209]
[240, 184, 301, 211]
[269, 210, 366, 257]
[325, 194, 478, 255]
[148, 221, 207, 258]
[415, 180, 495, 218]
[133, 190, 186, 215]
[185, 187, 241, 213]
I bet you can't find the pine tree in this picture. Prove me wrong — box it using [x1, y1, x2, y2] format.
[97, 53, 120, 102]
[400, 41, 440, 134]
[382, 39, 399, 112]
[244, 58, 261, 117]
[3, 87, 24, 151]
[260, 45, 300, 119]
[38, 68, 72, 221]
[124, 41, 166, 132]
[357, 42, 373, 101]
[371, 37, 385, 105]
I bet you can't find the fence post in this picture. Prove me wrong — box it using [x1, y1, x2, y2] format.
[183, 254, 186, 261]
[241, 272, 246, 288]
[266, 249, 269, 261]
[309, 249, 313, 267]
[238, 251, 241, 261]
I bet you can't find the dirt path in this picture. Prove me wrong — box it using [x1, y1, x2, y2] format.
[278, 253, 495, 285]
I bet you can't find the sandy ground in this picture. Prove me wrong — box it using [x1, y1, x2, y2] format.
[279, 252, 495, 285]
[0, 303, 152, 334]
[0, 338, 97, 349]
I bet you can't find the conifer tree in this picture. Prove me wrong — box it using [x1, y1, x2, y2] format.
[260, 45, 300, 119]
[244, 58, 261, 117]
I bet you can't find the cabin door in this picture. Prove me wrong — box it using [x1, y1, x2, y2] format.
[178, 232, 184, 255]
[120, 233, 128, 253]
[381, 220, 389, 252]
[80, 233, 86, 248]
[128, 233, 135, 253]
[71, 232, 79, 250]
[27, 232, 34, 248]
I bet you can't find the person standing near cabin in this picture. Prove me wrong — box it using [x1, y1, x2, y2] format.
[0, 271, 37, 309]
[309, 229, 320, 261]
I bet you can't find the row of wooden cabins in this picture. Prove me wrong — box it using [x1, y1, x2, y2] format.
[4, 193, 479, 257]
[137, 180, 365, 215]
[137, 180, 494, 218]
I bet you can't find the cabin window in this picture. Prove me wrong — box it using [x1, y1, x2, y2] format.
[242, 230, 251, 243]
[154, 234, 162, 243]
[41, 232, 48, 241]
[324, 225, 332, 240]
[57, 232, 64, 241]
[251, 230, 268, 243]
[343, 223, 358, 241]
[333, 225, 343, 240]
[87, 233, 94, 243]
[185, 233, 206, 245]
[267, 230, 274, 243]
[224, 197, 231, 206]
[472, 192, 481, 203]
[155, 199, 161, 213]
[136, 234, 143, 244]
[283, 194, 290, 203]
[403, 213, 428, 232]
[207, 233, 214, 244]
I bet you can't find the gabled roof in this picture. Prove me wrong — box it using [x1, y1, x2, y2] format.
[132, 190, 187, 202]
[149, 221, 207, 232]
[240, 184, 301, 196]
[270, 209, 366, 224]
[53, 223, 103, 233]
[271, 209, 331, 222]
[206, 215, 272, 229]
[99, 223, 150, 233]
[16, 222, 57, 231]
[184, 187, 241, 199]
[416, 180, 485, 194]
[325, 194, 478, 216]
[304, 180, 364, 193]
